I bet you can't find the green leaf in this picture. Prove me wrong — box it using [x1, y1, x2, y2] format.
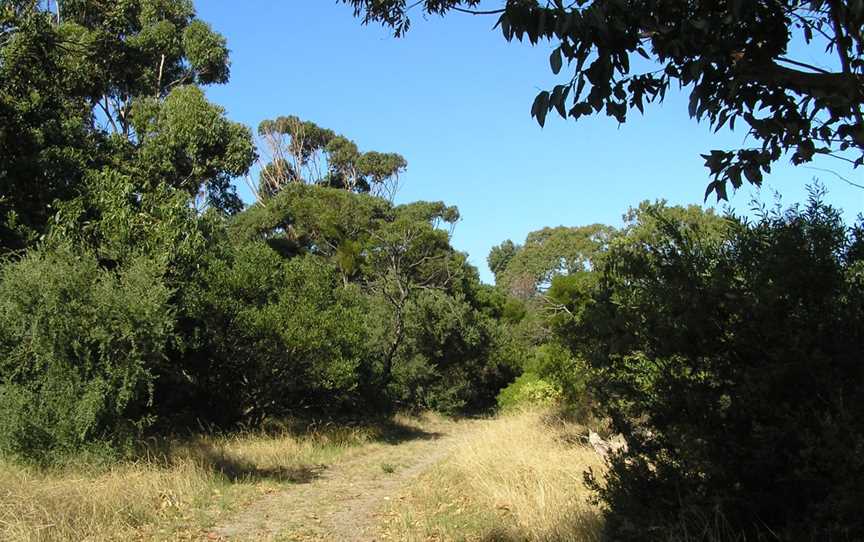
[550, 47, 563, 74]
[532, 91, 550, 127]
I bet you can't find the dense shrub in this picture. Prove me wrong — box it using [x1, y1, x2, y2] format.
[0, 245, 173, 462]
[174, 243, 375, 425]
[494, 342, 592, 415]
[496, 372, 561, 411]
[388, 288, 519, 414]
[0, 1, 521, 464]
[574, 193, 864, 541]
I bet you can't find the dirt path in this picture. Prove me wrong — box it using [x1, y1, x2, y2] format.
[211, 419, 475, 541]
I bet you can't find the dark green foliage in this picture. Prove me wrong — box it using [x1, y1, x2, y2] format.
[528, 342, 591, 414]
[0, 246, 173, 462]
[130, 85, 255, 213]
[227, 185, 513, 417]
[0, 0, 250, 255]
[50, 170, 210, 272]
[487, 239, 519, 284]
[230, 183, 390, 262]
[0, 0, 519, 463]
[388, 288, 518, 413]
[574, 192, 864, 541]
[487, 225, 612, 416]
[0, 6, 94, 251]
[176, 246, 375, 425]
[495, 340, 592, 415]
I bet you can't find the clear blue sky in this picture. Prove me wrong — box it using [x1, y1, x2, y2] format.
[197, 0, 863, 283]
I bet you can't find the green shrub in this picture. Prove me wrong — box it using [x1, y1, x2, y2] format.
[387, 288, 518, 414]
[526, 342, 591, 413]
[496, 372, 561, 411]
[0, 245, 173, 462]
[175, 244, 375, 425]
[576, 192, 864, 541]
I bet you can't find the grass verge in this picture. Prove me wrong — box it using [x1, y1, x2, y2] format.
[379, 408, 606, 542]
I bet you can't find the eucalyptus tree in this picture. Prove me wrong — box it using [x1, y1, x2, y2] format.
[256, 115, 406, 201]
[364, 200, 461, 381]
[342, 0, 864, 199]
[489, 224, 614, 298]
[1, 0, 254, 253]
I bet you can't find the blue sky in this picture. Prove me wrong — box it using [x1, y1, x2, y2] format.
[197, 0, 863, 283]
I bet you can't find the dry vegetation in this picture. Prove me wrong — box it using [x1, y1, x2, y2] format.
[380, 409, 606, 542]
[0, 411, 606, 542]
[0, 423, 383, 541]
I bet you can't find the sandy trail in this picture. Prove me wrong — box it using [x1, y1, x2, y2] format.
[211, 418, 475, 541]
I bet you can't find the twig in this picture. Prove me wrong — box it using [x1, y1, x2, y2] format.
[804, 166, 864, 189]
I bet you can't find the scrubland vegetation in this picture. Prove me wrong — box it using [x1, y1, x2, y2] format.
[2, 1, 864, 541]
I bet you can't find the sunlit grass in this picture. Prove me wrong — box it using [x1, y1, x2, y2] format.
[380, 408, 606, 542]
[0, 421, 385, 541]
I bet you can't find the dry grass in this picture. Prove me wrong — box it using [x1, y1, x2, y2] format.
[0, 422, 382, 541]
[380, 408, 606, 542]
[0, 412, 604, 541]
[0, 458, 218, 541]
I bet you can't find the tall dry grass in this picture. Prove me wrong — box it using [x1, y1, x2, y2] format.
[382, 408, 606, 542]
[0, 458, 215, 541]
[0, 423, 378, 541]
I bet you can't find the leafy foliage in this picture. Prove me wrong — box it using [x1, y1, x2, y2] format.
[130, 85, 255, 213]
[0, 1, 518, 463]
[0, 246, 173, 462]
[0, 0, 251, 256]
[389, 286, 518, 413]
[256, 115, 406, 199]
[496, 372, 561, 411]
[489, 224, 614, 298]
[487, 224, 610, 417]
[226, 185, 510, 416]
[176, 246, 375, 425]
[571, 192, 864, 540]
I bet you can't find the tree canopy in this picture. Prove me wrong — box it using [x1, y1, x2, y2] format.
[0, 1, 518, 459]
[2, 2, 864, 539]
[256, 115, 407, 200]
[342, 0, 864, 199]
[0, 0, 253, 253]
[489, 224, 614, 298]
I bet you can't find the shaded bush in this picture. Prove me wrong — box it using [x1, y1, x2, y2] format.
[174, 244, 375, 426]
[387, 288, 519, 414]
[575, 192, 864, 541]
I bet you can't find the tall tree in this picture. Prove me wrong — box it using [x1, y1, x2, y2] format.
[341, 0, 864, 199]
[487, 239, 519, 283]
[490, 224, 614, 298]
[256, 115, 406, 200]
[0, 0, 253, 253]
[365, 200, 461, 382]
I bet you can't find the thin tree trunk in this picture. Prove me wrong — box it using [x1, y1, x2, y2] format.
[381, 298, 406, 386]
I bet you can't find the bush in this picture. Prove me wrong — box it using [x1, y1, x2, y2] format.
[496, 372, 561, 411]
[577, 192, 864, 541]
[174, 243, 376, 425]
[0, 245, 173, 462]
[387, 288, 518, 414]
